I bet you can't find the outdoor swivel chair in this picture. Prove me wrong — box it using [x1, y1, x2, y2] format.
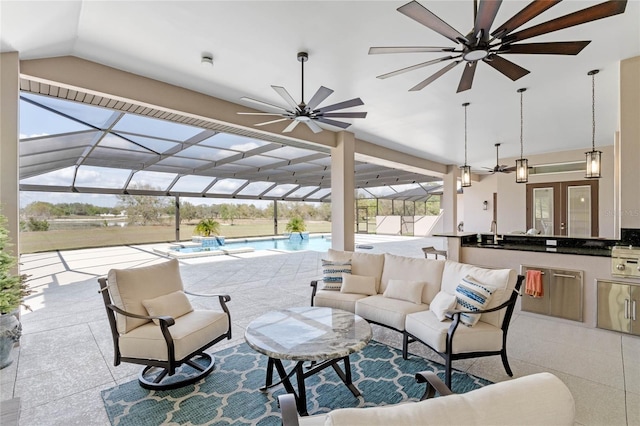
[98, 258, 231, 390]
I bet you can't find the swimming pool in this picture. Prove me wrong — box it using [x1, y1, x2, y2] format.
[173, 234, 332, 253]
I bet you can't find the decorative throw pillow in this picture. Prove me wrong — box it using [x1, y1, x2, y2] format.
[142, 290, 193, 325]
[429, 291, 458, 321]
[455, 276, 496, 326]
[382, 279, 425, 304]
[321, 259, 352, 290]
[340, 274, 377, 295]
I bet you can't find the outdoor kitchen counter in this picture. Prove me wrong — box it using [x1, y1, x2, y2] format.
[459, 234, 617, 257]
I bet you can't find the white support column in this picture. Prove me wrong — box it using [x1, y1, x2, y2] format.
[331, 131, 355, 251]
[441, 165, 458, 234]
[0, 52, 20, 254]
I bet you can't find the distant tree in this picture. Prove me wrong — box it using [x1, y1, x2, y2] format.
[116, 184, 170, 225]
[180, 201, 198, 223]
[219, 204, 238, 225]
[23, 201, 55, 218]
[26, 217, 49, 231]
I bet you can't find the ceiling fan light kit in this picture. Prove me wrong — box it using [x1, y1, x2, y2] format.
[460, 102, 472, 188]
[515, 87, 529, 183]
[585, 69, 602, 178]
[369, 0, 627, 93]
[238, 51, 367, 134]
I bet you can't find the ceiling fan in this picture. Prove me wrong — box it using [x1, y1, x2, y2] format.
[238, 52, 367, 134]
[485, 143, 515, 174]
[369, 0, 628, 93]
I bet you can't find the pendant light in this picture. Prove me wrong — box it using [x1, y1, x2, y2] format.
[460, 102, 471, 188]
[515, 88, 529, 183]
[585, 69, 601, 178]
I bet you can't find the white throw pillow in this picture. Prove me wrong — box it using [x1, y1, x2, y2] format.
[340, 274, 377, 296]
[142, 290, 193, 325]
[383, 279, 425, 304]
[455, 276, 496, 326]
[321, 259, 352, 290]
[429, 291, 458, 321]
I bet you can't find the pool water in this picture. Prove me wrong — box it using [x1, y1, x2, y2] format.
[173, 235, 332, 253]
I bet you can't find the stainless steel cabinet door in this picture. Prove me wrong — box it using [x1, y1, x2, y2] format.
[521, 267, 550, 315]
[597, 281, 631, 333]
[631, 284, 640, 336]
[549, 269, 583, 321]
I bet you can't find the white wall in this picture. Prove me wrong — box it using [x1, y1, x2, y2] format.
[461, 174, 497, 233]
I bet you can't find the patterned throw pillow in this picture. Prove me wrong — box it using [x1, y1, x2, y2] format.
[321, 259, 352, 290]
[454, 276, 496, 327]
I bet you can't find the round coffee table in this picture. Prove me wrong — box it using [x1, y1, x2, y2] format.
[245, 306, 372, 415]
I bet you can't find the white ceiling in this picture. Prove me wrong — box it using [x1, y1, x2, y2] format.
[1, 1, 638, 172]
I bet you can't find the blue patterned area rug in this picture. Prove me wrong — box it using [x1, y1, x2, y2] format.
[101, 341, 490, 425]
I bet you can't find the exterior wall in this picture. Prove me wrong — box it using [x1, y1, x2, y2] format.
[462, 173, 497, 233]
[375, 216, 401, 235]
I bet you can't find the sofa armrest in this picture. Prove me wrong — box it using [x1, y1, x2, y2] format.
[310, 280, 319, 306]
[278, 394, 300, 426]
[415, 371, 454, 400]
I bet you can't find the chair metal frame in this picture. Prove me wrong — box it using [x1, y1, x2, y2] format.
[98, 278, 231, 390]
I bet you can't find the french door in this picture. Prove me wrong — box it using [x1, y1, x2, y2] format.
[526, 180, 598, 237]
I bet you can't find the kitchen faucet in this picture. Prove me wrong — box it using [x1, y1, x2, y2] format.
[490, 220, 500, 244]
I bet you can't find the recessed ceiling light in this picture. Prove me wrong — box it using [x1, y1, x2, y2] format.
[201, 53, 213, 67]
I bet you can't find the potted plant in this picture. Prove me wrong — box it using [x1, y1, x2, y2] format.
[0, 210, 31, 369]
[193, 218, 224, 247]
[285, 216, 308, 239]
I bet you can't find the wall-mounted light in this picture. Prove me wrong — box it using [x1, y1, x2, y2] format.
[460, 102, 472, 188]
[515, 88, 529, 183]
[585, 69, 601, 178]
[483, 200, 488, 210]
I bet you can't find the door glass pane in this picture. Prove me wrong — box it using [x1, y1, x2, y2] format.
[533, 188, 554, 235]
[567, 185, 591, 237]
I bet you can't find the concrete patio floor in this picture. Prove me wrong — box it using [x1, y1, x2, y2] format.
[1, 235, 638, 425]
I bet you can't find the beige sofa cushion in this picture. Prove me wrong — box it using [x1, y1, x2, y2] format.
[108, 259, 184, 333]
[380, 253, 445, 304]
[405, 309, 503, 353]
[142, 290, 193, 325]
[323, 372, 575, 426]
[441, 261, 517, 327]
[383, 279, 425, 304]
[327, 249, 385, 291]
[356, 295, 428, 331]
[314, 290, 369, 313]
[341, 274, 377, 296]
[119, 310, 229, 361]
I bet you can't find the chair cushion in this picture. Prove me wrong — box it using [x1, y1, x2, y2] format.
[429, 291, 457, 321]
[327, 249, 385, 292]
[380, 253, 445, 304]
[341, 274, 377, 296]
[405, 310, 503, 353]
[383, 279, 425, 304]
[314, 290, 369, 313]
[108, 259, 184, 333]
[321, 259, 352, 290]
[455, 276, 496, 327]
[142, 290, 193, 325]
[356, 295, 428, 331]
[442, 261, 517, 327]
[119, 310, 229, 361]
[324, 372, 575, 426]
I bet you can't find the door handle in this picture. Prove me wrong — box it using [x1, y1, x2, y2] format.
[633, 300, 637, 321]
[553, 273, 576, 279]
[625, 299, 630, 319]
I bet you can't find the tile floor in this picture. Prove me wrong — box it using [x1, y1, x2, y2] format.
[1, 235, 638, 425]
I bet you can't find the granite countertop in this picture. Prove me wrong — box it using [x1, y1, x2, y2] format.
[465, 242, 612, 257]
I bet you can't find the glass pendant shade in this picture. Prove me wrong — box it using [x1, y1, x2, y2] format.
[585, 149, 602, 178]
[515, 158, 529, 183]
[460, 165, 471, 187]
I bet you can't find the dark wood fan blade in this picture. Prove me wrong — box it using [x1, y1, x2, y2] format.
[474, 0, 502, 39]
[271, 86, 300, 110]
[282, 120, 300, 133]
[306, 86, 334, 111]
[500, 41, 591, 55]
[316, 98, 364, 113]
[240, 97, 289, 112]
[305, 120, 323, 133]
[315, 117, 352, 129]
[484, 55, 530, 80]
[397, 1, 466, 44]
[237, 112, 287, 116]
[321, 112, 368, 118]
[377, 56, 456, 79]
[457, 61, 478, 93]
[255, 118, 290, 127]
[369, 46, 455, 54]
[491, 0, 561, 39]
[409, 60, 461, 91]
[503, 0, 628, 44]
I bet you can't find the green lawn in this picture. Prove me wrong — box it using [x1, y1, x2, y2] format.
[19, 219, 332, 253]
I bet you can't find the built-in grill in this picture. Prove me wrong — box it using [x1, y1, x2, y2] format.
[611, 245, 640, 279]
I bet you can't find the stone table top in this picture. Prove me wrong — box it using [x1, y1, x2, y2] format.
[245, 307, 372, 361]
